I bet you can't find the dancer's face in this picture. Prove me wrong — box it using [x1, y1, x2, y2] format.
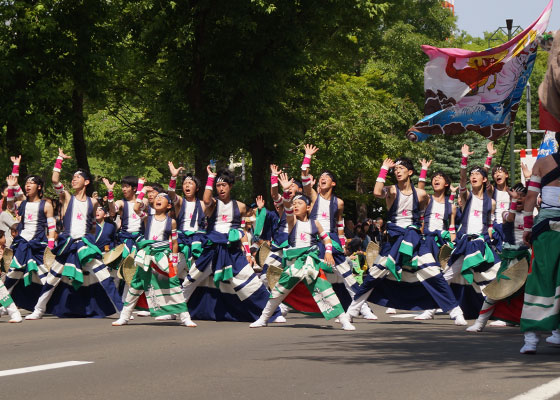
[121, 184, 135, 199]
[394, 165, 412, 183]
[469, 171, 486, 189]
[216, 182, 231, 201]
[182, 179, 197, 198]
[293, 198, 309, 218]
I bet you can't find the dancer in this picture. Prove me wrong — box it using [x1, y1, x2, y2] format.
[250, 174, 355, 330]
[346, 157, 466, 324]
[25, 148, 122, 319]
[519, 135, 560, 353]
[167, 162, 206, 272]
[301, 145, 377, 320]
[0, 231, 22, 322]
[181, 165, 281, 322]
[467, 183, 531, 332]
[112, 191, 194, 326]
[440, 144, 501, 320]
[3, 167, 55, 313]
[485, 142, 509, 252]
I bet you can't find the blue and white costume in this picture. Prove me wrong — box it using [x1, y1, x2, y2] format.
[444, 192, 501, 318]
[182, 199, 280, 322]
[175, 198, 206, 274]
[348, 185, 461, 314]
[4, 200, 50, 311]
[29, 196, 123, 318]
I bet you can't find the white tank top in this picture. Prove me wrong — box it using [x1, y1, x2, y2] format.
[315, 196, 331, 233]
[541, 186, 560, 209]
[146, 217, 167, 241]
[215, 200, 233, 234]
[181, 200, 199, 231]
[426, 198, 445, 232]
[494, 189, 510, 224]
[466, 195, 484, 235]
[20, 202, 40, 242]
[126, 201, 142, 233]
[293, 220, 314, 249]
[70, 198, 89, 239]
[395, 192, 413, 228]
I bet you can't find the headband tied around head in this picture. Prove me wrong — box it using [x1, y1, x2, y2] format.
[292, 194, 310, 205]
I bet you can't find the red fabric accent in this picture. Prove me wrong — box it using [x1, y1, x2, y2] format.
[283, 282, 321, 314]
[520, 149, 526, 158]
[539, 101, 560, 131]
[492, 292, 523, 324]
[532, 148, 538, 157]
[136, 293, 149, 310]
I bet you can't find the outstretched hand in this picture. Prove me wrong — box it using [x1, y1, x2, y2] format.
[382, 158, 395, 169]
[102, 178, 116, 191]
[278, 172, 293, 192]
[6, 175, 17, 187]
[58, 148, 72, 159]
[270, 164, 282, 175]
[256, 195, 265, 209]
[10, 155, 21, 164]
[419, 158, 432, 169]
[461, 144, 474, 157]
[486, 141, 497, 156]
[304, 144, 319, 156]
[168, 161, 185, 177]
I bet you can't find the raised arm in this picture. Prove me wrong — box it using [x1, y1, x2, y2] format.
[483, 141, 496, 173]
[459, 144, 473, 206]
[5, 175, 18, 213]
[202, 164, 216, 213]
[133, 177, 147, 215]
[417, 158, 432, 190]
[301, 144, 319, 202]
[374, 158, 394, 198]
[102, 178, 118, 218]
[167, 161, 184, 208]
[10, 155, 24, 201]
[503, 189, 520, 223]
[52, 148, 72, 203]
[270, 164, 282, 208]
[278, 173, 295, 231]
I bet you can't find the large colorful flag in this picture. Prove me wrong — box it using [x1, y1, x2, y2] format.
[537, 130, 559, 158]
[407, 0, 552, 142]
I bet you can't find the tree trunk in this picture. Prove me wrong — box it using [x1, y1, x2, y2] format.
[194, 139, 210, 199]
[71, 88, 92, 194]
[6, 121, 28, 178]
[249, 134, 267, 201]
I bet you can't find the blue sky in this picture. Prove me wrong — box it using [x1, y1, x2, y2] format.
[454, 0, 558, 37]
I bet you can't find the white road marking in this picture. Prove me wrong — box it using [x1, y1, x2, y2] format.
[0, 361, 93, 377]
[510, 377, 560, 400]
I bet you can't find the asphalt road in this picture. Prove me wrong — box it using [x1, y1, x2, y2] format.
[2, 306, 559, 400]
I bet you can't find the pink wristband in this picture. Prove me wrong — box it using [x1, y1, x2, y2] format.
[419, 168, 428, 182]
[448, 226, 456, 233]
[168, 176, 177, 191]
[523, 212, 533, 230]
[460, 156, 468, 169]
[6, 188, 15, 201]
[243, 243, 251, 255]
[282, 191, 291, 200]
[509, 201, 518, 211]
[484, 156, 492, 168]
[270, 174, 278, 187]
[136, 188, 146, 202]
[449, 194, 455, 203]
[205, 175, 215, 190]
[171, 253, 178, 264]
[377, 167, 388, 183]
[136, 179, 145, 193]
[12, 163, 19, 176]
[107, 191, 114, 201]
[48, 238, 55, 249]
[325, 244, 333, 253]
[301, 155, 311, 170]
[53, 156, 63, 172]
[340, 236, 346, 247]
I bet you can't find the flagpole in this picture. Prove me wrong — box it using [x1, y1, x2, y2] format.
[507, 19, 516, 181]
